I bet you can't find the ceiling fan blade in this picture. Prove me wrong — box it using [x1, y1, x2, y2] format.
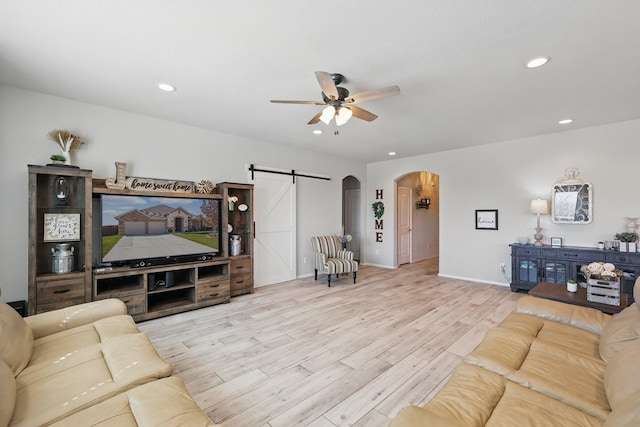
[307, 111, 323, 125]
[349, 106, 378, 122]
[315, 71, 339, 100]
[271, 100, 326, 105]
[345, 85, 400, 104]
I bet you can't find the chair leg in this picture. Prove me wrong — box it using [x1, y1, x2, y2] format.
[353, 271, 357, 284]
[327, 273, 331, 287]
[314, 269, 318, 280]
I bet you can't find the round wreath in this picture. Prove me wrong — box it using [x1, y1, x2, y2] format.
[372, 201, 385, 219]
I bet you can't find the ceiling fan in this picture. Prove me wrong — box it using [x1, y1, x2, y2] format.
[270, 71, 400, 126]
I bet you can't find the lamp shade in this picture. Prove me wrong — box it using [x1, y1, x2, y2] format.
[335, 107, 353, 126]
[319, 106, 335, 125]
[530, 198, 550, 215]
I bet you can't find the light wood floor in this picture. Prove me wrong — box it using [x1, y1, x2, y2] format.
[139, 260, 523, 426]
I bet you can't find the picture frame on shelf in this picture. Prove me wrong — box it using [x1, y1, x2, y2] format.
[43, 213, 80, 241]
[475, 209, 498, 230]
[551, 237, 563, 247]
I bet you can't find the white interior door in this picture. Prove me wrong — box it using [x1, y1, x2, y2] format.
[252, 173, 296, 286]
[397, 186, 412, 265]
[344, 189, 361, 260]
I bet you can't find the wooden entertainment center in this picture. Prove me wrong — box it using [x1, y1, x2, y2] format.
[27, 165, 254, 320]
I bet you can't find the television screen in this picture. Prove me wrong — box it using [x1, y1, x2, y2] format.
[99, 194, 220, 265]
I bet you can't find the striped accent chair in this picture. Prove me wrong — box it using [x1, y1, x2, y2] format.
[311, 236, 358, 287]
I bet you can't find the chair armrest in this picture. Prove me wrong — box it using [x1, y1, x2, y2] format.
[312, 251, 326, 268]
[337, 250, 354, 260]
[25, 299, 128, 339]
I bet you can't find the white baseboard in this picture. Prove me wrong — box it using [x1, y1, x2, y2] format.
[359, 262, 396, 269]
[437, 273, 510, 288]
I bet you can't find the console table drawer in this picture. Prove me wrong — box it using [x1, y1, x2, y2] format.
[36, 277, 85, 302]
[119, 293, 146, 316]
[541, 248, 598, 261]
[197, 280, 230, 302]
[606, 252, 640, 265]
[230, 258, 252, 275]
[511, 245, 540, 256]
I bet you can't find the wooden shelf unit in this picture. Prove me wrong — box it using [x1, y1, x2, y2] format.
[218, 182, 254, 296]
[28, 165, 93, 315]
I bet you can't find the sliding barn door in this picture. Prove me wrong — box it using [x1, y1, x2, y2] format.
[252, 173, 296, 286]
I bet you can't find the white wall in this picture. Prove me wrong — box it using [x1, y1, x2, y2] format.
[0, 85, 365, 302]
[366, 119, 640, 286]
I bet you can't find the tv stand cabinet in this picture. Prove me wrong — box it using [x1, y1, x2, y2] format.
[93, 259, 230, 321]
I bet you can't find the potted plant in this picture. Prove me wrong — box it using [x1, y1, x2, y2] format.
[49, 154, 67, 165]
[567, 279, 577, 293]
[597, 241, 604, 249]
[614, 232, 638, 252]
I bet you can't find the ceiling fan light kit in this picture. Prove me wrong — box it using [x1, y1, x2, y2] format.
[271, 71, 400, 127]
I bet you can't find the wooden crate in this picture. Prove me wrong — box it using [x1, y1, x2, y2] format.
[587, 277, 620, 306]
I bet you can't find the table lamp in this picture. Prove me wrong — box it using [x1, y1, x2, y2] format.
[531, 198, 550, 246]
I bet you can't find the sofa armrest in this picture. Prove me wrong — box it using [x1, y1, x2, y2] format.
[25, 299, 128, 339]
[515, 295, 611, 335]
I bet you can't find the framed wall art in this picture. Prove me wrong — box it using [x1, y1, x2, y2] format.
[475, 209, 498, 230]
[44, 213, 80, 241]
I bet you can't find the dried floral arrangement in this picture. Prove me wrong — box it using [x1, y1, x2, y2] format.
[48, 129, 84, 152]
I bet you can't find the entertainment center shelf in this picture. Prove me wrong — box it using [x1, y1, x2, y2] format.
[28, 166, 254, 320]
[93, 260, 230, 321]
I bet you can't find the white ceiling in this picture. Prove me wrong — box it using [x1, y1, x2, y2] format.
[2, 1, 639, 163]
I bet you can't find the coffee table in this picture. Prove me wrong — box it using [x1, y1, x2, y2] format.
[529, 281, 628, 315]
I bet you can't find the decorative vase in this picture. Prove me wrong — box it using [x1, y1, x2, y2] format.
[61, 148, 71, 165]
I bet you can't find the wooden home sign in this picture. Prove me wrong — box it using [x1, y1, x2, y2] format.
[125, 177, 194, 193]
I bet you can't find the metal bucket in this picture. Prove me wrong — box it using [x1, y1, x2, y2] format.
[230, 235, 241, 256]
[51, 243, 74, 273]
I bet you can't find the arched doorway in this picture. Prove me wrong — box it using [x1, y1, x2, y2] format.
[342, 176, 361, 261]
[396, 171, 439, 271]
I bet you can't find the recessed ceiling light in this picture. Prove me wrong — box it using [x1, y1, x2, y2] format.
[312, 129, 323, 135]
[157, 83, 176, 92]
[558, 119, 573, 125]
[388, 152, 397, 156]
[526, 57, 550, 69]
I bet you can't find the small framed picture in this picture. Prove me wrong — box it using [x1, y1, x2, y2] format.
[475, 209, 498, 230]
[551, 237, 563, 247]
[44, 213, 81, 241]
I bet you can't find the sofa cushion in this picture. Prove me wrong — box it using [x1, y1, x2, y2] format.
[0, 300, 33, 376]
[50, 377, 218, 427]
[604, 390, 640, 427]
[599, 304, 640, 363]
[0, 359, 16, 427]
[390, 364, 603, 427]
[11, 333, 172, 427]
[604, 339, 640, 409]
[513, 339, 609, 420]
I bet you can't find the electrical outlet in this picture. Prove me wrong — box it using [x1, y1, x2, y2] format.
[500, 263, 506, 272]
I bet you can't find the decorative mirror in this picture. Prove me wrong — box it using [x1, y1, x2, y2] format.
[551, 168, 593, 224]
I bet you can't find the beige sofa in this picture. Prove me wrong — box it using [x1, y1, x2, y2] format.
[0, 298, 218, 427]
[391, 283, 640, 426]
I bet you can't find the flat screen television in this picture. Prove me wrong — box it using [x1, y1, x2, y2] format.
[93, 193, 221, 267]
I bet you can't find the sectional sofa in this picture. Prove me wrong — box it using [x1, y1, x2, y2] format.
[390, 281, 640, 426]
[0, 298, 219, 426]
